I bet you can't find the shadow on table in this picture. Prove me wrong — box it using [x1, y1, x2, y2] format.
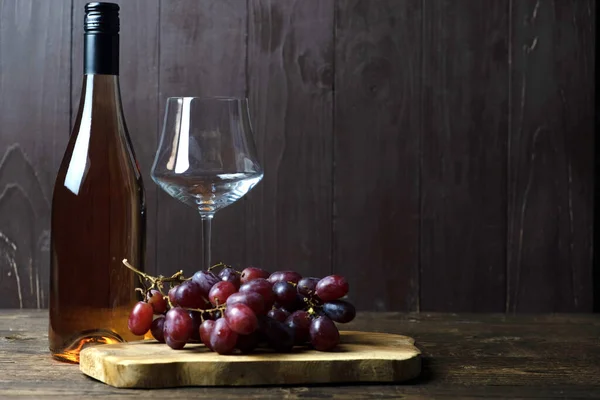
[404, 356, 434, 385]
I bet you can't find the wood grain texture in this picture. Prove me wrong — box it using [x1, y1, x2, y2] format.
[420, 0, 509, 311]
[71, 0, 160, 276]
[79, 331, 420, 388]
[0, 1, 595, 312]
[595, 2, 600, 314]
[507, 0, 595, 312]
[157, 0, 247, 274]
[334, 0, 421, 311]
[0, 0, 71, 308]
[2, 310, 600, 398]
[246, 0, 333, 276]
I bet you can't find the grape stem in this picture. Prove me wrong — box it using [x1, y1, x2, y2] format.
[122, 259, 188, 297]
[207, 261, 231, 272]
[122, 259, 229, 320]
[188, 305, 227, 322]
[302, 295, 323, 316]
[186, 305, 225, 314]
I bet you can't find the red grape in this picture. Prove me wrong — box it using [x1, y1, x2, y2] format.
[210, 318, 238, 355]
[189, 311, 203, 341]
[128, 301, 153, 336]
[164, 307, 193, 349]
[225, 303, 258, 335]
[315, 275, 349, 302]
[283, 294, 308, 312]
[323, 300, 356, 323]
[226, 292, 265, 316]
[259, 316, 294, 352]
[236, 332, 260, 353]
[285, 310, 311, 344]
[267, 308, 290, 322]
[175, 281, 210, 309]
[272, 281, 297, 307]
[146, 289, 168, 314]
[168, 286, 179, 307]
[165, 335, 185, 350]
[132, 265, 354, 354]
[150, 316, 166, 343]
[208, 280, 237, 306]
[219, 267, 241, 290]
[309, 316, 339, 351]
[199, 319, 215, 349]
[239, 278, 275, 309]
[240, 267, 270, 284]
[297, 277, 320, 296]
[268, 271, 302, 284]
[192, 270, 220, 296]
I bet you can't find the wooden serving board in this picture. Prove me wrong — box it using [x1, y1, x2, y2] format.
[79, 331, 421, 388]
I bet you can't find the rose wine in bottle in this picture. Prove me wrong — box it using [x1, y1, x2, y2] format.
[49, 2, 146, 363]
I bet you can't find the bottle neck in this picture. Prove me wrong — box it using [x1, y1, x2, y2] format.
[75, 74, 125, 140]
[84, 33, 119, 75]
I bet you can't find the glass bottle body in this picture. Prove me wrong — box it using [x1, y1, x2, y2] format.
[49, 74, 145, 363]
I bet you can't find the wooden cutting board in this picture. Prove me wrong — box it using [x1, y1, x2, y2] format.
[79, 331, 421, 388]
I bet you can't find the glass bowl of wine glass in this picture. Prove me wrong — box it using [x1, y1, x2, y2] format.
[151, 96, 263, 269]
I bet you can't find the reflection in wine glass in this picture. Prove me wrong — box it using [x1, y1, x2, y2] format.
[151, 97, 263, 269]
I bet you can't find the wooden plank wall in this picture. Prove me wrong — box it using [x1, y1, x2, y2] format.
[420, 0, 509, 312]
[0, 0, 594, 312]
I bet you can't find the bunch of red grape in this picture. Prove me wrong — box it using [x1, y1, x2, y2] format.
[127, 265, 355, 355]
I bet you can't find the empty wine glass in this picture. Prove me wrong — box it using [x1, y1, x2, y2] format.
[151, 97, 263, 269]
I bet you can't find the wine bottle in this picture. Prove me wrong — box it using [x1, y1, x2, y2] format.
[49, 2, 146, 363]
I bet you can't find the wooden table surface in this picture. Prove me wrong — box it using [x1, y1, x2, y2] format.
[1, 310, 599, 399]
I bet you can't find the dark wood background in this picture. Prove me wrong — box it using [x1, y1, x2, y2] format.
[0, 0, 594, 312]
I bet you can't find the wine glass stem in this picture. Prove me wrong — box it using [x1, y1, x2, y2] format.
[201, 214, 213, 270]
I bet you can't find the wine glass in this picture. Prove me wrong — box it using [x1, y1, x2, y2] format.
[151, 97, 263, 270]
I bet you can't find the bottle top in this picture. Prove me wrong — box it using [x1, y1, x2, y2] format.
[85, 2, 119, 34]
